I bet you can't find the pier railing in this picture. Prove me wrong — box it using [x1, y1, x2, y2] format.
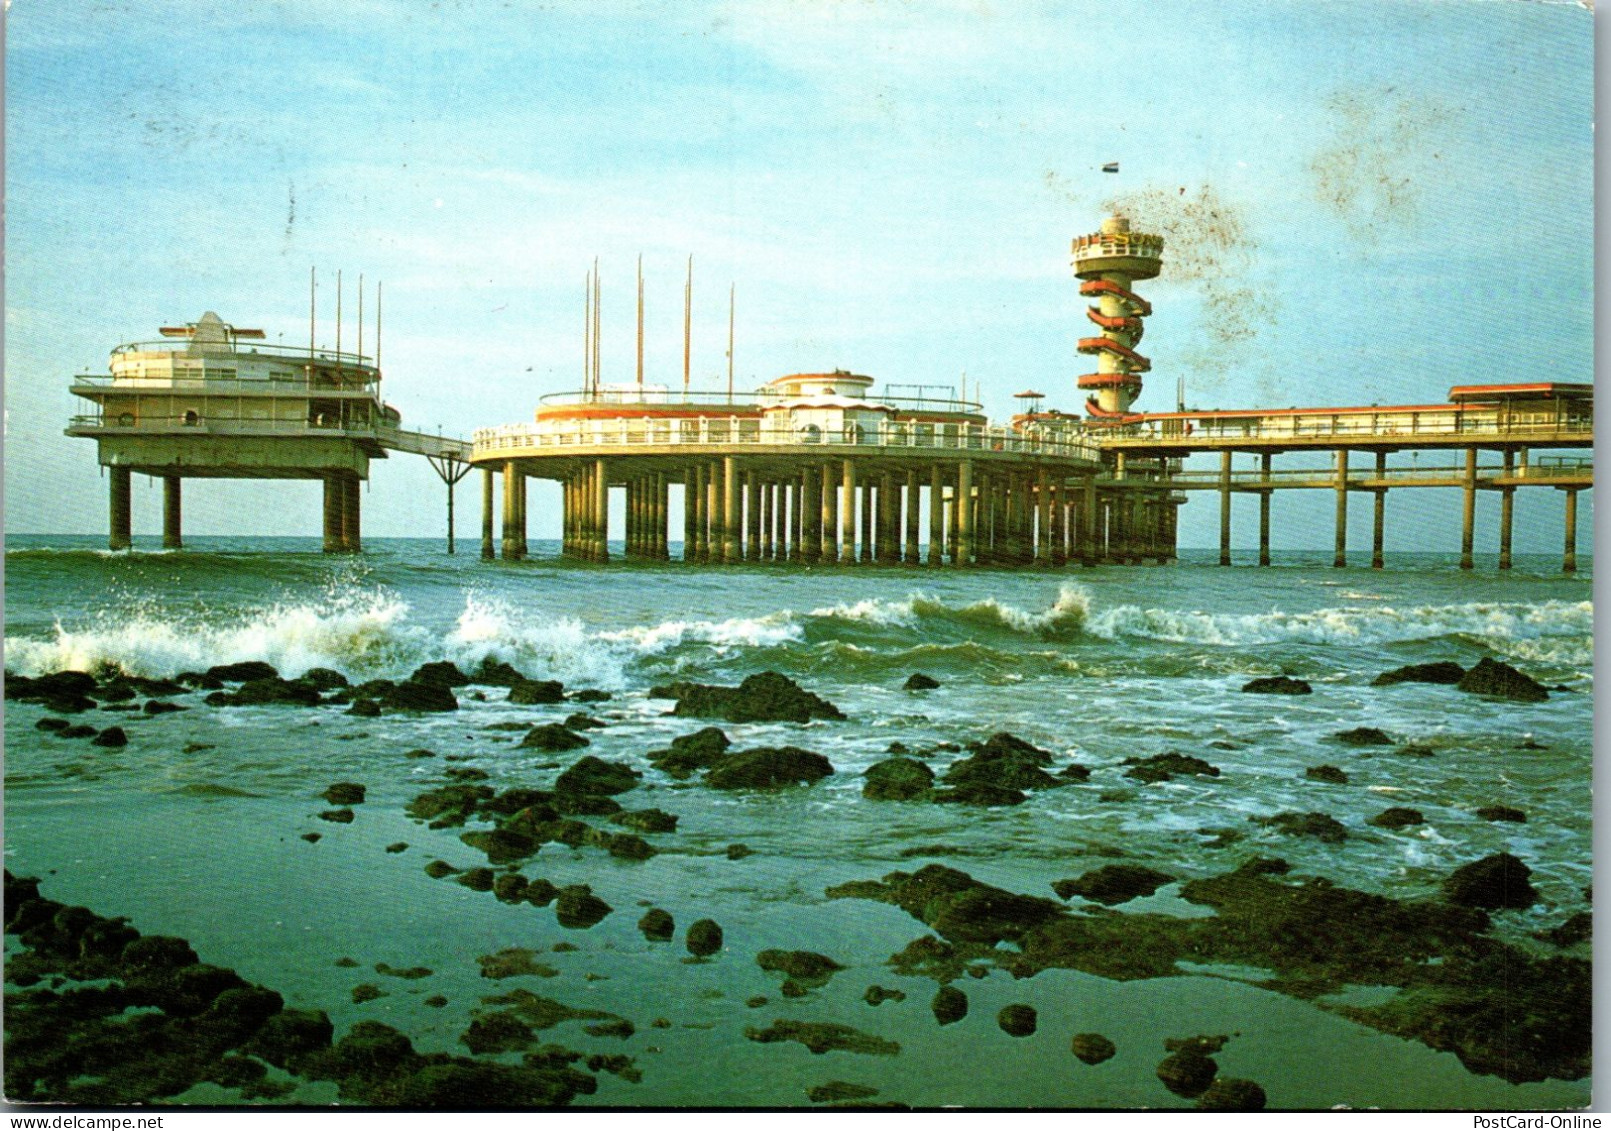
[474, 418, 1102, 463]
[1097, 408, 1592, 444]
[72, 373, 380, 395]
[536, 387, 985, 416]
[1155, 459, 1593, 489]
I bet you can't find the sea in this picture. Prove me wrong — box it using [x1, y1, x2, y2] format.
[2, 535, 1594, 1109]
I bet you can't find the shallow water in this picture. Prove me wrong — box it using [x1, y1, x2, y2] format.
[3, 536, 1593, 1108]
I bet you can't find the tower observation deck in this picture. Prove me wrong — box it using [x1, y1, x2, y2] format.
[1072, 214, 1163, 417]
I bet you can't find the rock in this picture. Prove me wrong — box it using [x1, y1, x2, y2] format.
[554, 755, 640, 795]
[930, 782, 1027, 807]
[554, 885, 612, 929]
[1456, 657, 1548, 703]
[655, 671, 845, 724]
[473, 658, 527, 686]
[508, 679, 566, 705]
[1305, 765, 1349, 784]
[1156, 1049, 1218, 1097]
[828, 865, 1063, 946]
[424, 860, 460, 879]
[705, 746, 834, 790]
[322, 782, 367, 806]
[744, 1020, 899, 1056]
[1250, 811, 1348, 843]
[862, 757, 935, 801]
[347, 699, 381, 718]
[206, 661, 280, 683]
[144, 700, 187, 715]
[562, 713, 606, 731]
[91, 726, 128, 748]
[931, 985, 968, 1025]
[520, 724, 589, 752]
[1123, 752, 1220, 783]
[997, 1004, 1037, 1037]
[34, 717, 70, 732]
[245, 1008, 334, 1068]
[809, 1081, 880, 1103]
[638, 908, 675, 941]
[756, 950, 843, 986]
[1197, 1077, 1267, 1111]
[863, 985, 905, 1006]
[648, 727, 732, 777]
[726, 844, 753, 860]
[385, 842, 408, 854]
[318, 809, 355, 824]
[492, 874, 530, 903]
[552, 793, 620, 817]
[1372, 661, 1466, 687]
[1368, 807, 1425, 830]
[410, 661, 470, 689]
[1443, 853, 1537, 910]
[352, 983, 386, 1004]
[456, 868, 496, 892]
[903, 673, 941, 691]
[1476, 805, 1527, 823]
[1334, 727, 1394, 746]
[609, 808, 678, 833]
[1052, 865, 1174, 906]
[374, 962, 432, 980]
[685, 918, 723, 958]
[1241, 676, 1311, 695]
[477, 948, 558, 979]
[381, 680, 459, 712]
[942, 736, 1061, 792]
[524, 879, 558, 907]
[298, 667, 349, 691]
[230, 678, 323, 707]
[1540, 912, 1592, 948]
[1071, 1033, 1116, 1065]
[569, 689, 612, 703]
[301, 832, 322, 843]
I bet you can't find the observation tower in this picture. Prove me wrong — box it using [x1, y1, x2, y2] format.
[1072, 214, 1163, 418]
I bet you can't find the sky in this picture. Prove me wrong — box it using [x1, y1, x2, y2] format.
[3, 0, 1595, 553]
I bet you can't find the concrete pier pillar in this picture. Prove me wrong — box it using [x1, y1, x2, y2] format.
[946, 478, 960, 563]
[928, 465, 945, 566]
[1333, 449, 1349, 569]
[877, 474, 896, 564]
[1049, 484, 1066, 566]
[803, 469, 821, 563]
[161, 475, 182, 549]
[501, 462, 518, 559]
[956, 460, 974, 566]
[593, 458, 609, 562]
[1498, 451, 1514, 570]
[745, 471, 762, 561]
[1080, 484, 1098, 565]
[790, 477, 806, 562]
[654, 473, 668, 559]
[109, 465, 132, 551]
[1370, 453, 1386, 570]
[707, 461, 722, 564]
[760, 478, 774, 561]
[821, 463, 838, 563]
[685, 467, 701, 562]
[481, 468, 496, 559]
[1034, 470, 1051, 565]
[1258, 454, 1273, 567]
[322, 475, 343, 553]
[722, 457, 739, 563]
[839, 461, 858, 565]
[1218, 451, 1233, 566]
[773, 481, 786, 561]
[860, 480, 875, 563]
[342, 475, 363, 554]
[1563, 488, 1578, 573]
[1459, 446, 1477, 571]
[904, 470, 921, 565]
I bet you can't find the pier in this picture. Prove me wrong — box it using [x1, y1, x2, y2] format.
[66, 216, 1592, 568]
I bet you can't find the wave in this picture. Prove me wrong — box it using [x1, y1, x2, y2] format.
[807, 583, 1092, 641]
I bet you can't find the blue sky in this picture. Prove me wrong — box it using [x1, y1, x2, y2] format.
[4, 0, 1594, 552]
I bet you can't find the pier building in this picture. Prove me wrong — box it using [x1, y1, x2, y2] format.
[66, 215, 1592, 568]
[67, 311, 468, 551]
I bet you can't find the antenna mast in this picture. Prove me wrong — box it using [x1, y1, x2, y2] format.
[636, 254, 644, 390]
[683, 256, 692, 394]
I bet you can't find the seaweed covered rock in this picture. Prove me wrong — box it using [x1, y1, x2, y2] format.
[1241, 676, 1311, 695]
[610, 807, 678, 833]
[756, 950, 844, 987]
[380, 680, 459, 713]
[942, 735, 1061, 793]
[744, 1020, 900, 1056]
[322, 782, 367, 806]
[1123, 752, 1220, 783]
[1305, 765, 1349, 785]
[91, 726, 129, 748]
[1053, 865, 1174, 906]
[508, 679, 566, 705]
[554, 755, 640, 796]
[930, 782, 1027, 807]
[1071, 1033, 1116, 1065]
[827, 865, 1063, 946]
[554, 886, 612, 929]
[1156, 1049, 1218, 1097]
[521, 724, 589, 752]
[903, 673, 941, 691]
[648, 727, 731, 778]
[653, 671, 845, 724]
[1476, 805, 1527, 823]
[207, 661, 280, 683]
[1443, 853, 1537, 910]
[472, 658, 528, 687]
[862, 757, 935, 801]
[409, 661, 470, 689]
[1333, 727, 1394, 747]
[1368, 807, 1425, 830]
[231, 678, 324, 707]
[931, 984, 968, 1025]
[638, 908, 675, 941]
[1197, 1077, 1268, 1111]
[1372, 661, 1465, 687]
[1456, 658, 1548, 703]
[1250, 811, 1348, 843]
[997, 1004, 1037, 1037]
[705, 746, 834, 790]
[685, 918, 723, 958]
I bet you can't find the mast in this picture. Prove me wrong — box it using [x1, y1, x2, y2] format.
[584, 267, 592, 391]
[637, 254, 644, 390]
[683, 255, 692, 394]
[727, 282, 735, 399]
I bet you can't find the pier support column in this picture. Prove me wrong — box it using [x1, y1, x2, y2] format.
[861, 480, 876, 563]
[760, 477, 774, 561]
[1371, 453, 1386, 570]
[656, 473, 670, 559]
[1333, 449, 1349, 569]
[684, 467, 699, 562]
[928, 465, 945, 566]
[1498, 451, 1515, 571]
[792, 476, 808, 563]
[722, 457, 740, 563]
[1080, 483, 1098, 565]
[593, 459, 609, 562]
[342, 475, 363, 554]
[745, 470, 762, 562]
[1218, 451, 1233, 566]
[481, 468, 496, 559]
[1563, 489, 1578, 574]
[1258, 454, 1272, 567]
[1035, 469, 1051, 565]
[877, 474, 898, 564]
[821, 464, 838, 563]
[109, 465, 132, 551]
[501, 462, 518, 559]
[904, 470, 921, 565]
[706, 461, 722, 564]
[956, 460, 974, 566]
[840, 460, 858, 565]
[322, 476, 343, 553]
[1049, 484, 1066, 567]
[1459, 447, 1477, 571]
[161, 475, 182, 549]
